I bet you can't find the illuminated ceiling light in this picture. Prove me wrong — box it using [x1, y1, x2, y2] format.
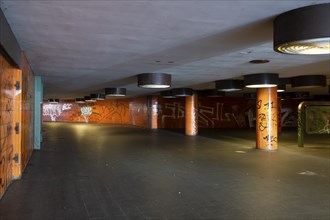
[75, 98, 85, 104]
[172, 88, 193, 97]
[84, 96, 96, 103]
[198, 89, 225, 97]
[137, 73, 171, 88]
[90, 93, 105, 100]
[291, 75, 326, 88]
[160, 90, 176, 98]
[274, 3, 330, 55]
[244, 73, 279, 88]
[215, 79, 244, 92]
[105, 88, 127, 97]
[48, 98, 59, 104]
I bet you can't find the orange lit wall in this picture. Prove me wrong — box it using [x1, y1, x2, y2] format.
[42, 97, 149, 128]
[158, 96, 254, 128]
[0, 53, 18, 197]
[0, 52, 35, 198]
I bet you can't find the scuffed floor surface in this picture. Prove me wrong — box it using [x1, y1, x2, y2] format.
[0, 123, 329, 220]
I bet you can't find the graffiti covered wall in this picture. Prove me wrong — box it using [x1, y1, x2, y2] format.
[0, 53, 18, 198]
[158, 96, 255, 128]
[157, 96, 303, 129]
[42, 97, 149, 128]
[306, 106, 330, 134]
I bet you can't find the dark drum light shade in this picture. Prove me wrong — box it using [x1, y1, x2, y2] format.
[90, 93, 105, 100]
[48, 98, 59, 104]
[199, 89, 225, 97]
[277, 78, 290, 92]
[274, 3, 330, 55]
[84, 96, 96, 102]
[291, 75, 326, 88]
[105, 88, 127, 97]
[137, 73, 171, 88]
[277, 84, 286, 92]
[244, 73, 279, 88]
[172, 88, 193, 97]
[75, 98, 85, 104]
[215, 79, 244, 92]
[160, 90, 176, 98]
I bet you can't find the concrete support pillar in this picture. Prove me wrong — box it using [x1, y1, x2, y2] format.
[256, 87, 278, 150]
[34, 76, 43, 150]
[185, 93, 198, 136]
[150, 96, 158, 129]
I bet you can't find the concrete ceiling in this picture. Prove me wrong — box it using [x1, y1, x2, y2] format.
[1, 0, 329, 99]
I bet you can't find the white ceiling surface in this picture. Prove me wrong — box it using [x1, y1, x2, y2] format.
[1, 0, 330, 99]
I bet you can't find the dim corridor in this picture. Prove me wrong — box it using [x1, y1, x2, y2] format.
[0, 123, 329, 220]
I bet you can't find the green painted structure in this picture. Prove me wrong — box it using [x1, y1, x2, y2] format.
[34, 76, 43, 150]
[298, 101, 330, 147]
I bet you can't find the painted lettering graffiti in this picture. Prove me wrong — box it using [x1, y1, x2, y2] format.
[198, 103, 245, 128]
[263, 135, 277, 145]
[43, 104, 72, 121]
[62, 104, 72, 110]
[256, 100, 262, 109]
[258, 113, 267, 131]
[81, 107, 92, 123]
[160, 103, 184, 125]
[263, 101, 274, 110]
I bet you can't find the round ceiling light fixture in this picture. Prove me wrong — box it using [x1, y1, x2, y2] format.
[291, 75, 326, 88]
[215, 79, 244, 92]
[137, 73, 171, 89]
[75, 98, 85, 104]
[84, 96, 96, 103]
[277, 78, 291, 92]
[277, 84, 286, 92]
[91, 93, 105, 100]
[274, 3, 330, 55]
[172, 88, 193, 97]
[105, 88, 127, 97]
[198, 89, 225, 97]
[244, 73, 279, 88]
[160, 90, 176, 98]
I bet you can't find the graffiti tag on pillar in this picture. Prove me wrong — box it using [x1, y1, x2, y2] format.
[263, 101, 275, 110]
[258, 113, 267, 131]
[263, 135, 277, 145]
[256, 100, 262, 109]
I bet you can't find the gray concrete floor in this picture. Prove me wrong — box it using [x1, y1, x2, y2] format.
[0, 123, 329, 220]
